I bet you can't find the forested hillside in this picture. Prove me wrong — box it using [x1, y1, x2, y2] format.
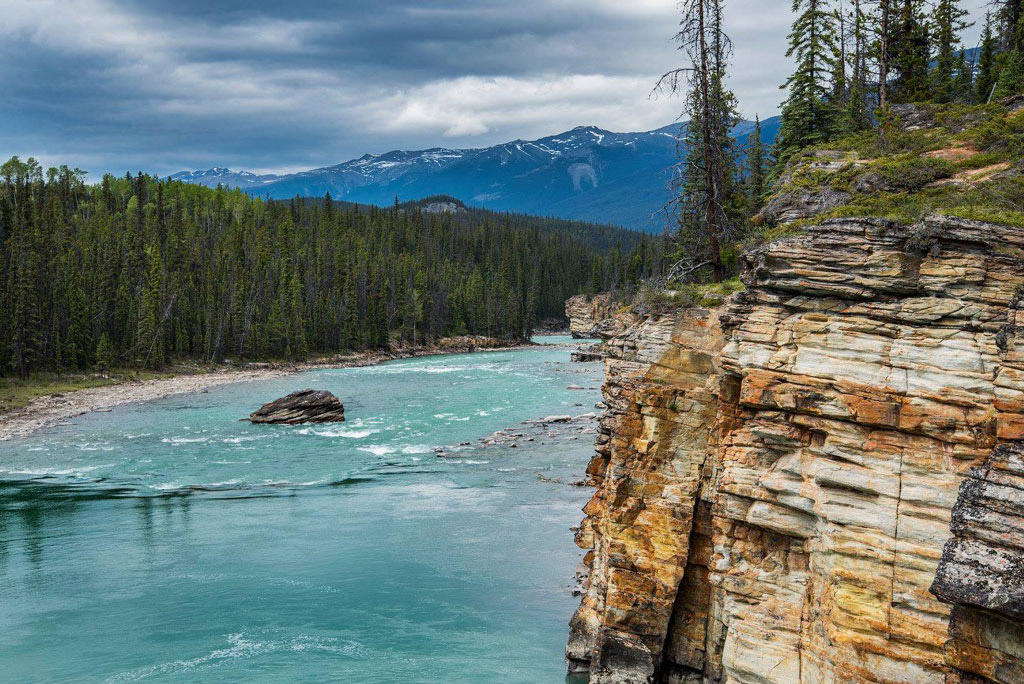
[0, 158, 660, 378]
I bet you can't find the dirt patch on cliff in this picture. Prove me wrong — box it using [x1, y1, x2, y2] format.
[925, 161, 1013, 187]
[922, 145, 978, 161]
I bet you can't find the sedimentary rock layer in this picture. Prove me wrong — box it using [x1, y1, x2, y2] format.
[248, 389, 345, 424]
[568, 216, 1024, 683]
[566, 293, 632, 339]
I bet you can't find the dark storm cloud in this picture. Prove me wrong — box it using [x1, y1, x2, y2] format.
[0, 0, 989, 177]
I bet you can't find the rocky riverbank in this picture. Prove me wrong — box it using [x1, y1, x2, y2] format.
[567, 215, 1024, 683]
[0, 336, 516, 441]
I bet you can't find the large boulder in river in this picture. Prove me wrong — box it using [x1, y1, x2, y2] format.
[247, 389, 345, 424]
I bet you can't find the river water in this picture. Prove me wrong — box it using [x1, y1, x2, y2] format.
[0, 338, 601, 683]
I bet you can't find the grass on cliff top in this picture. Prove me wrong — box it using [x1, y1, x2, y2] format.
[639, 278, 744, 313]
[827, 179, 1024, 226]
[769, 102, 1024, 228]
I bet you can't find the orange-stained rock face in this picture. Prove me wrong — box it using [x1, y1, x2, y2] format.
[567, 216, 1024, 684]
[566, 293, 637, 340]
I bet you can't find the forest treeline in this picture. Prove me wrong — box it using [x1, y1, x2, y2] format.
[665, 0, 1024, 282]
[0, 159, 661, 378]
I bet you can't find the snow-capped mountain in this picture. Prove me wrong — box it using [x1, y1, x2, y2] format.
[171, 118, 779, 232]
[168, 167, 283, 188]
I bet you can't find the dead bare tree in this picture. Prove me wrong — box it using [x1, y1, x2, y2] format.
[654, 0, 738, 283]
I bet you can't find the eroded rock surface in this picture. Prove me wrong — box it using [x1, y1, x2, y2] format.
[568, 215, 1024, 683]
[760, 186, 851, 225]
[566, 293, 633, 339]
[248, 389, 345, 424]
[931, 442, 1024, 683]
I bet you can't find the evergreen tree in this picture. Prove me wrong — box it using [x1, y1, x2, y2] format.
[999, 0, 1023, 51]
[889, 0, 932, 102]
[846, 0, 872, 130]
[658, 0, 740, 282]
[137, 249, 165, 369]
[953, 49, 974, 102]
[976, 15, 999, 103]
[832, 1, 849, 111]
[96, 332, 115, 376]
[0, 159, 658, 377]
[995, 45, 1024, 97]
[65, 270, 91, 370]
[778, 0, 842, 159]
[994, 13, 1024, 97]
[877, 0, 893, 109]
[745, 116, 767, 213]
[931, 0, 972, 103]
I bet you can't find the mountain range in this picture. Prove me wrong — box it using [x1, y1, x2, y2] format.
[170, 117, 780, 232]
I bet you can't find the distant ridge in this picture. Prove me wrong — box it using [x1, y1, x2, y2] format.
[171, 118, 780, 232]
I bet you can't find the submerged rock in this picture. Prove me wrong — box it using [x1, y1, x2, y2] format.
[534, 415, 572, 424]
[571, 346, 606, 362]
[247, 389, 345, 424]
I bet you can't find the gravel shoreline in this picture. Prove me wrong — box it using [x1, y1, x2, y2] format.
[0, 338, 537, 441]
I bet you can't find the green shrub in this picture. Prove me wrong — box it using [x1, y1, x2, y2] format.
[639, 279, 745, 313]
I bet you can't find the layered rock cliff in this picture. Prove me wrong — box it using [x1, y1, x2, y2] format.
[567, 294, 631, 339]
[567, 215, 1024, 683]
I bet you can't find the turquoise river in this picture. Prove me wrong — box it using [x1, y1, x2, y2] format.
[0, 338, 602, 683]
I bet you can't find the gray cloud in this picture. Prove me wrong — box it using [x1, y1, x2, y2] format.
[0, 0, 991, 177]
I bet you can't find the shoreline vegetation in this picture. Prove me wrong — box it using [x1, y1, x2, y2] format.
[0, 335, 560, 441]
[0, 162, 659, 382]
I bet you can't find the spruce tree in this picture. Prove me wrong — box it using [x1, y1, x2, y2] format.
[0, 156, 657, 376]
[995, 47, 1024, 97]
[96, 332, 115, 376]
[138, 249, 165, 369]
[953, 50, 973, 102]
[890, 0, 932, 102]
[976, 15, 998, 103]
[931, 0, 972, 103]
[745, 117, 767, 214]
[1000, 0, 1023, 51]
[779, 0, 841, 159]
[846, 0, 872, 130]
[995, 13, 1024, 97]
[658, 0, 739, 282]
[878, 0, 893, 109]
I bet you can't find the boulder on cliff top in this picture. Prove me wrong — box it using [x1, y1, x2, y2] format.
[247, 389, 345, 424]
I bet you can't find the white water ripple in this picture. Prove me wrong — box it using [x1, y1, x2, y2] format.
[105, 632, 366, 681]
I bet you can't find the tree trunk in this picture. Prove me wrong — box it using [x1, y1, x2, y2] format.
[698, 0, 724, 283]
[879, 0, 890, 109]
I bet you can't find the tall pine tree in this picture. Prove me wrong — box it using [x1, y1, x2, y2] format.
[657, 0, 740, 282]
[931, 0, 972, 103]
[779, 0, 841, 159]
[889, 0, 932, 102]
[976, 15, 998, 103]
[745, 116, 767, 214]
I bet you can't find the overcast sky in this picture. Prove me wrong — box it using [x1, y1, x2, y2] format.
[1, 0, 990, 177]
